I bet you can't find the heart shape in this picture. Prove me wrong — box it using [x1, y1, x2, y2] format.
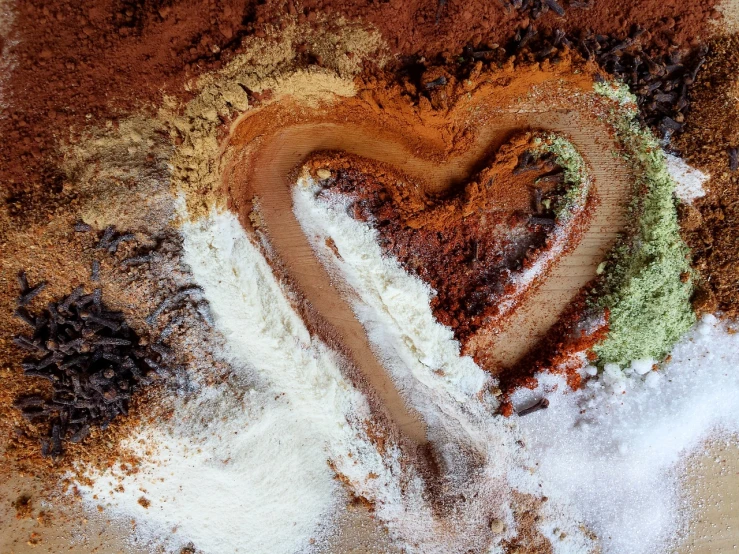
[300, 131, 592, 350]
[222, 68, 630, 441]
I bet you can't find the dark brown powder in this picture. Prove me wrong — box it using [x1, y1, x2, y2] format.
[675, 34, 739, 317]
[0, 0, 720, 236]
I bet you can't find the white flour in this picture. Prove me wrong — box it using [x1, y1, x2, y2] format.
[81, 387, 341, 554]
[78, 210, 471, 554]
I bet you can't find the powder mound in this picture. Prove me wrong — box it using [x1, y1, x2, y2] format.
[302, 131, 592, 349]
[675, 35, 739, 318]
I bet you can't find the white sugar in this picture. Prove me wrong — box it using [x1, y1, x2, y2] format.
[666, 154, 708, 203]
[511, 315, 739, 554]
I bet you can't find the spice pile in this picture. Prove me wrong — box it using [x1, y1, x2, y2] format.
[304, 134, 585, 343]
[13, 273, 159, 458]
[675, 34, 739, 317]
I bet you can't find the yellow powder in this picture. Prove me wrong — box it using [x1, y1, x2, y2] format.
[164, 17, 388, 219]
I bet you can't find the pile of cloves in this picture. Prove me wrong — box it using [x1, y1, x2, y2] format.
[457, 24, 708, 144]
[577, 29, 707, 141]
[503, 25, 707, 141]
[12, 271, 165, 458]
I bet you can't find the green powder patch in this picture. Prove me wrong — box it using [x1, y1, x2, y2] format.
[591, 81, 695, 366]
[534, 133, 591, 222]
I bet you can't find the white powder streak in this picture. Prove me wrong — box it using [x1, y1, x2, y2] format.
[179, 212, 450, 547]
[83, 390, 340, 554]
[293, 177, 489, 409]
[512, 314, 739, 554]
[79, 210, 445, 553]
[666, 154, 708, 203]
[182, 211, 461, 551]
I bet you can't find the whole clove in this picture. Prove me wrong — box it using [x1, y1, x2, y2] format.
[120, 254, 152, 267]
[14, 395, 46, 409]
[195, 301, 215, 327]
[96, 225, 116, 249]
[729, 147, 738, 172]
[543, 0, 564, 16]
[424, 76, 448, 90]
[17, 270, 29, 291]
[159, 315, 185, 339]
[59, 286, 84, 313]
[108, 233, 135, 254]
[150, 342, 173, 359]
[17, 281, 47, 307]
[13, 308, 36, 328]
[532, 187, 543, 214]
[13, 335, 45, 352]
[146, 286, 204, 326]
[91, 260, 100, 282]
[517, 397, 550, 416]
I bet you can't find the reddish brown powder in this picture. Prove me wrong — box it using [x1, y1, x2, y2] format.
[306, 133, 575, 344]
[0, 0, 720, 233]
[326, 0, 719, 58]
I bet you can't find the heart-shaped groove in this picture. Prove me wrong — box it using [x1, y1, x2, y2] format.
[298, 131, 592, 351]
[224, 72, 632, 444]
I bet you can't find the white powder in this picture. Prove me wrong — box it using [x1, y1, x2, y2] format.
[78, 189, 737, 554]
[511, 314, 739, 554]
[82, 389, 341, 553]
[292, 176, 597, 552]
[666, 154, 708, 203]
[293, 176, 489, 409]
[178, 211, 451, 552]
[79, 210, 476, 554]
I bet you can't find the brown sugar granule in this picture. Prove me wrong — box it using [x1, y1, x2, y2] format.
[12, 494, 34, 519]
[675, 35, 739, 317]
